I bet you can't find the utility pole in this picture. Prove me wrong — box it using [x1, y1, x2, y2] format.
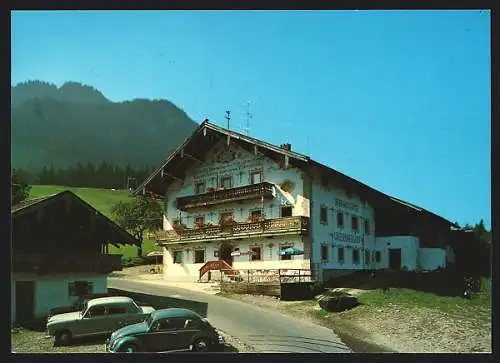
[225, 110, 231, 129]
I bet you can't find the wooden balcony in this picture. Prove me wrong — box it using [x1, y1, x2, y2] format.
[175, 182, 276, 211]
[12, 254, 123, 274]
[153, 216, 309, 244]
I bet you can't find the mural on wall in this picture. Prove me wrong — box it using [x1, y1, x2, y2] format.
[191, 145, 266, 183]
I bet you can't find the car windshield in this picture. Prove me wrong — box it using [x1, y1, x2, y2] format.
[81, 300, 88, 315]
[145, 314, 154, 327]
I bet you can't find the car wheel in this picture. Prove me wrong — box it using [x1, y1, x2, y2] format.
[54, 330, 72, 346]
[192, 337, 211, 352]
[119, 343, 139, 353]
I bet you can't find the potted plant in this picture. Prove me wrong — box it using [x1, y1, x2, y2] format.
[172, 220, 187, 233]
[219, 215, 235, 227]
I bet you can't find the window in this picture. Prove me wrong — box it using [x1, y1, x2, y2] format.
[250, 247, 262, 261]
[195, 182, 205, 194]
[375, 251, 381, 263]
[173, 251, 183, 264]
[153, 318, 186, 331]
[352, 216, 359, 232]
[250, 170, 262, 184]
[320, 206, 328, 224]
[194, 249, 205, 264]
[321, 244, 328, 262]
[338, 247, 345, 263]
[280, 245, 292, 260]
[87, 306, 106, 317]
[219, 212, 233, 225]
[337, 212, 344, 228]
[364, 219, 370, 235]
[281, 205, 293, 217]
[251, 209, 262, 217]
[108, 306, 127, 315]
[365, 250, 371, 265]
[353, 249, 360, 264]
[195, 216, 205, 228]
[184, 319, 202, 329]
[68, 281, 93, 296]
[220, 176, 232, 189]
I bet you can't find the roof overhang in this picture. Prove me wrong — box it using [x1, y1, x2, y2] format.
[135, 120, 454, 228]
[12, 191, 141, 247]
[133, 120, 310, 196]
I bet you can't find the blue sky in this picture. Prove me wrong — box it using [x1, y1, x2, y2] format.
[11, 10, 491, 228]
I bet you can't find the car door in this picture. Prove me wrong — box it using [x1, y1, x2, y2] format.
[143, 318, 186, 352]
[180, 319, 205, 349]
[106, 305, 129, 334]
[77, 305, 109, 336]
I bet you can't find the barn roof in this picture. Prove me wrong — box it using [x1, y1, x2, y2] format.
[12, 191, 140, 246]
[134, 120, 453, 227]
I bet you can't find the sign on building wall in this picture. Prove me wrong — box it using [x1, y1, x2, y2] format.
[335, 198, 359, 213]
[334, 232, 363, 244]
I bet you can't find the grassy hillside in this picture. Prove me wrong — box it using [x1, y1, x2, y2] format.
[29, 185, 160, 258]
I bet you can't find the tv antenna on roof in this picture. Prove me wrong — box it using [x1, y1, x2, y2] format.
[225, 110, 231, 129]
[244, 101, 252, 136]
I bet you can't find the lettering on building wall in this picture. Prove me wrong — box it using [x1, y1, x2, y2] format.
[335, 198, 359, 213]
[334, 232, 363, 244]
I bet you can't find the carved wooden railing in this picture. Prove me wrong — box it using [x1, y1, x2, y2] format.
[199, 260, 237, 280]
[154, 216, 309, 244]
[176, 182, 275, 210]
[219, 268, 313, 284]
[12, 254, 123, 274]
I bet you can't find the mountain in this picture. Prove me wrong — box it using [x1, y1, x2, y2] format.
[11, 81, 198, 171]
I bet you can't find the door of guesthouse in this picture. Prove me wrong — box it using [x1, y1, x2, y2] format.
[219, 243, 233, 267]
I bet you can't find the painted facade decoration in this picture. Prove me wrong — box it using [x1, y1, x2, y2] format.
[140, 121, 456, 284]
[160, 140, 309, 282]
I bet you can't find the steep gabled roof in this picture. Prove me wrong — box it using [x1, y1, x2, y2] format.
[12, 191, 140, 246]
[134, 120, 453, 227]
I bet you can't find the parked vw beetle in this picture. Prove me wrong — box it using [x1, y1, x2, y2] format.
[106, 308, 224, 353]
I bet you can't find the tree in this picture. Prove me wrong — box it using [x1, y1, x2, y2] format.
[111, 196, 163, 257]
[12, 169, 32, 205]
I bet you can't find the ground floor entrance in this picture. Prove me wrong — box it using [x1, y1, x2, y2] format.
[219, 243, 233, 266]
[389, 248, 402, 270]
[15, 280, 35, 322]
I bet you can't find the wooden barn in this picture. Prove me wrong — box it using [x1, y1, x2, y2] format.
[11, 191, 139, 323]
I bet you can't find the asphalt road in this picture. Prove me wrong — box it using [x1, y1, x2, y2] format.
[108, 278, 351, 353]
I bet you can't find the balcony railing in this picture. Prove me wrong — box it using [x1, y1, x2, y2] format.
[12, 254, 123, 274]
[175, 182, 275, 210]
[153, 216, 309, 244]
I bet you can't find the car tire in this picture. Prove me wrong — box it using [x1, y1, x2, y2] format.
[192, 337, 211, 352]
[54, 330, 72, 346]
[119, 343, 139, 353]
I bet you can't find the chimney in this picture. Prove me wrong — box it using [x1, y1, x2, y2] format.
[280, 143, 292, 151]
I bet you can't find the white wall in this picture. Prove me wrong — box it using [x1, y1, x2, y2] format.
[162, 235, 308, 282]
[418, 248, 446, 271]
[12, 273, 108, 320]
[374, 236, 420, 270]
[310, 176, 376, 277]
[163, 140, 307, 230]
